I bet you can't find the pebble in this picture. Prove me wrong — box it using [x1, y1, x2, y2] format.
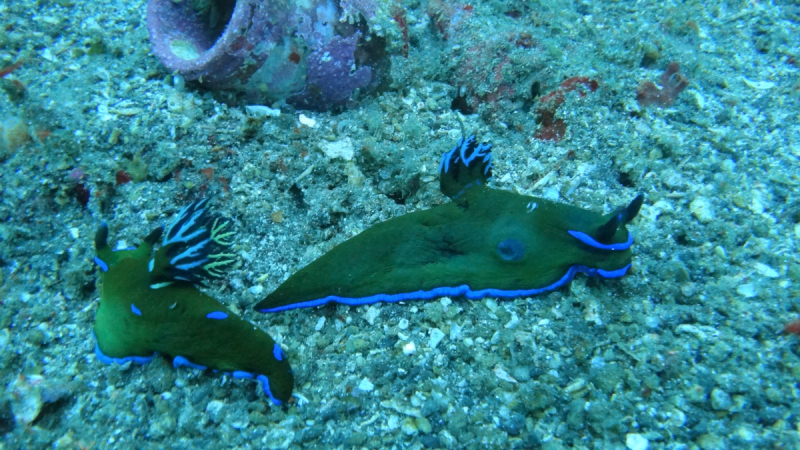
[401, 417, 418, 435]
[357, 378, 375, 392]
[710, 387, 733, 411]
[205, 400, 225, 420]
[321, 137, 354, 160]
[365, 305, 381, 325]
[298, 114, 316, 127]
[753, 262, 780, 278]
[428, 328, 445, 349]
[689, 197, 715, 224]
[398, 318, 409, 330]
[416, 416, 432, 433]
[8, 374, 44, 425]
[736, 283, 757, 298]
[245, 104, 280, 117]
[504, 313, 520, 329]
[248, 285, 264, 295]
[403, 342, 416, 355]
[626, 433, 649, 450]
[449, 323, 462, 340]
[493, 365, 518, 383]
[315, 317, 326, 331]
[0, 328, 9, 352]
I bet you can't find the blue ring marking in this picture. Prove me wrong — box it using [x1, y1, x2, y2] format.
[259, 263, 633, 313]
[131, 303, 142, 316]
[93, 333, 155, 365]
[496, 239, 525, 261]
[93, 256, 109, 272]
[273, 343, 284, 361]
[567, 230, 633, 251]
[257, 375, 282, 406]
[206, 311, 228, 320]
[172, 355, 208, 370]
[232, 370, 254, 379]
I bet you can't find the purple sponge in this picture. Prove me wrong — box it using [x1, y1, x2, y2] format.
[288, 32, 373, 111]
[146, 0, 381, 111]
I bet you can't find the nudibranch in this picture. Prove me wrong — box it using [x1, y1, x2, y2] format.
[256, 136, 643, 314]
[93, 199, 293, 405]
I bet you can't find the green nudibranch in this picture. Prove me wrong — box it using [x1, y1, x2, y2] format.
[256, 135, 643, 313]
[93, 199, 293, 405]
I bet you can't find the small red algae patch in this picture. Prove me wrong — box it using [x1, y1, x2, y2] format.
[782, 320, 800, 335]
[115, 170, 132, 186]
[636, 62, 689, 107]
[534, 77, 599, 142]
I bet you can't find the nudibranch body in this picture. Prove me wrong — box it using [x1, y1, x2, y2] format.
[93, 199, 293, 405]
[256, 136, 642, 313]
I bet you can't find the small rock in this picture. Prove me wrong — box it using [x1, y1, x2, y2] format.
[428, 328, 446, 349]
[357, 378, 375, 392]
[401, 417, 418, 435]
[439, 430, 458, 449]
[403, 342, 417, 355]
[626, 433, 649, 450]
[320, 137, 354, 160]
[9, 374, 44, 425]
[205, 400, 225, 423]
[365, 305, 381, 325]
[696, 432, 726, 450]
[298, 114, 316, 127]
[690, 197, 715, 224]
[245, 105, 280, 117]
[504, 313, 520, 329]
[0, 328, 9, 352]
[710, 387, 732, 411]
[248, 285, 264, 295]
[493, 365, 518, 383]
[736, 283, 757, 298]
[449, 323, 462, 340]
[416, 416, 432, 433]
[500, 413, 526, 436]
[753, 262, 779, 278]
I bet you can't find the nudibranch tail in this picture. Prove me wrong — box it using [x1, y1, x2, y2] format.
[93, 199, 293, 405]
[566, 194, 643, 251]
[439, 135, 493, 200]
[255, 136, 640, 314]
[595, 194, 644, 243]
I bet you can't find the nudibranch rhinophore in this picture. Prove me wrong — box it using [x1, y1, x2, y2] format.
[256, 136, 643, 313]
[93, 199, 293, 405]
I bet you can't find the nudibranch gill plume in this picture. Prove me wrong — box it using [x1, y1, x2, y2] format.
[256, 136, 643, 313]
[93, 199, 293, 405]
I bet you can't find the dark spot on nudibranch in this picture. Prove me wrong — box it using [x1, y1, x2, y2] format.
[131, 303, 142, 316]
[497, 239, 525, 261]
[273, 343, 284, 361]
[206, 311, 228, 320]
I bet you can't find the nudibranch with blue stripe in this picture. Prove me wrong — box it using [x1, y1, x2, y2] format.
[93, 199, 293, 405]
[255, 135, 643, 313]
